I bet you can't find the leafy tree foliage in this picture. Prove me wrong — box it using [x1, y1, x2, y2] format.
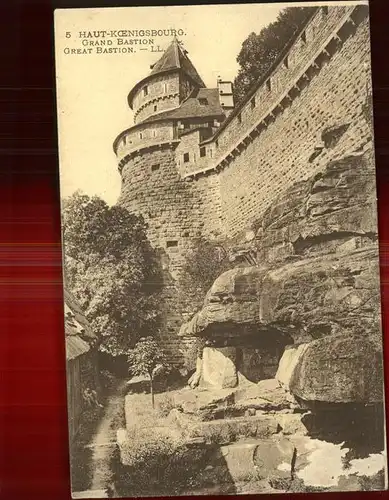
[127, 337, 166, 408]
[62, 191, 163, 356]
[233, 7, 316, 103]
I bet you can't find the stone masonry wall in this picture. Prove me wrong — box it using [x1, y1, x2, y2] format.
[216, 12, 372, 237]
[132, 73, 181, 124]
[118, 146, 223, 364]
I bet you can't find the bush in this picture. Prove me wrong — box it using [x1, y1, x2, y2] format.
[114, 426, 209, 496]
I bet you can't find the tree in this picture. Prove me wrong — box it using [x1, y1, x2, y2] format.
[233, 7, 316, 103]
[127, 337, 166, 408]
[62, 191, 163, 357]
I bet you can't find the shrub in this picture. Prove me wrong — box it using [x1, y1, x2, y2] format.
[114, 426, 209, 496]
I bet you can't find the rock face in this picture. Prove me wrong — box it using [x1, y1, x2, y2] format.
[179, 267, 265, 338]
[202, 347, 239, 389]
[180, 246, 381, 347]
[276, 344, 309, 390]
[179, 149, 383, 406]
[258, 151, 378, 265]
[289, 335, 384, 404]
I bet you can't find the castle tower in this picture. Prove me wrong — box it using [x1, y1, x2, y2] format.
[114, 39, 228, 367]
[127, 37, 206, 125]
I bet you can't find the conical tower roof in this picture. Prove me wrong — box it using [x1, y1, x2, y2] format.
[128, 38, 205, 109]
[149, 37, 205, 88]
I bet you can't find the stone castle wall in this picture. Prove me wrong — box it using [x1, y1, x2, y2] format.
[117, 5, 374, 366]
[216, 13, 372, 237]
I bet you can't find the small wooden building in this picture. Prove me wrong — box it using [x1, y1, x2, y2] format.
[64, 290, 100, 443]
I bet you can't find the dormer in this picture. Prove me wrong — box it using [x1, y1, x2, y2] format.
[217, 78, 234, 117]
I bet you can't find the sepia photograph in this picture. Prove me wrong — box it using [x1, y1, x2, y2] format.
[54, 1, 388, 497]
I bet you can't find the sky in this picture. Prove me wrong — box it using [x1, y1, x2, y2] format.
[54, 2, 365, 206]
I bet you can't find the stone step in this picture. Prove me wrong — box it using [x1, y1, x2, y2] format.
[84, 441, 117, 449]
[72, 490, 108, 498]
[170, 409, 280, 445]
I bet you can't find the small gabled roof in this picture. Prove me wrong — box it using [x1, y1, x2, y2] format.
[128, 38, 205, 109]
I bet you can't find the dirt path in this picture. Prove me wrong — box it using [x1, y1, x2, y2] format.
[87, 379, 127, 493]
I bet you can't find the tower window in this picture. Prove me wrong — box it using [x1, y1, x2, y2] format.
[251, 97, 256, 109]
[266, 79, 272, 91]
[183, 152, 190, 163]
[154, 105, 157, 112]
[166, 240, 178, 248]
[163, 83, 167, 93]
[139, 132, 143, 139]
[198, 98, 208, 105]
[237, 113, 242, 124]
[151, 163, 160, 172]
[143, 86, 148, 96]
[301, 31, 307, 43]
[200, 146, 206, 158]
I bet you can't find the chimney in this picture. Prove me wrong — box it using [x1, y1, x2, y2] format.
[217, 76, 234, 117]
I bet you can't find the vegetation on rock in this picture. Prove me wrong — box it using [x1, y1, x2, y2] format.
[180, 237, 232, 311]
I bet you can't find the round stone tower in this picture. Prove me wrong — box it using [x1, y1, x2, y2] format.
[114, 38, 228, 366]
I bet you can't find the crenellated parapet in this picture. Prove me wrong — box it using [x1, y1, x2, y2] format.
[180, 4, 368, 180]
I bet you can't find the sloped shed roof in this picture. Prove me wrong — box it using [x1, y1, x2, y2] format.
[64, 289, 97, 361]
[142, 88, 224, 124]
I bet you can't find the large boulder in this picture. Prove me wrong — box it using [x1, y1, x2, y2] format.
[260, 246, 382, 344]
[289, 335, 384, 404]
[258, 151, 378, 264]
[201, 346, 239, 389]
[179, 267, 264, 338]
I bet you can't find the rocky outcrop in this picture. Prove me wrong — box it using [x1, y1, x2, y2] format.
[180, 246, 381, 345]
[289, 335, 384, 404]
[179, 149, 383, 412]
[276, 336, 384, 405]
